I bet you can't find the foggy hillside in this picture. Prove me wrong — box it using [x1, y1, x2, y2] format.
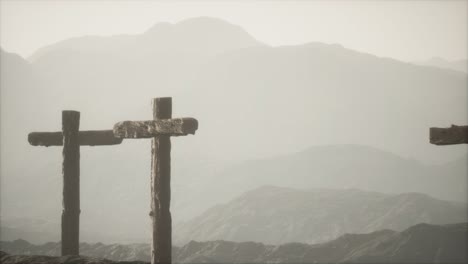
[2, 222, 467, 263]
[413, 57, 468, 73]
[175, 186, 467, 245]
[1, 17, 467, 243]
[193, 145, 468, 206]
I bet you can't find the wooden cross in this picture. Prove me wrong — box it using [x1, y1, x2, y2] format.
[113, 97, 198, 264]
[430, 125, 468, 145]
[28, 111, 123, 256]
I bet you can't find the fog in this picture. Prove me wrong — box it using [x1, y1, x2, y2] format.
[0, 1, 467, 252]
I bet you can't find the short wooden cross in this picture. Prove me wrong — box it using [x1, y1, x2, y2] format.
[28, 111, 123, 256]
[113, 97, 198, 264]
[430, 125, 468, 145]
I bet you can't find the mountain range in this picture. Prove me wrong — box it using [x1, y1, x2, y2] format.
[190, 145, 468, 209]
[2, 184, 467, 247]
[175, 185, 467, 245]
[1, 17, 467, 243]
[2, 222, 467, 263]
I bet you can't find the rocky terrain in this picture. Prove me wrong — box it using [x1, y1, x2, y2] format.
[0, 251, 145, 264]
[1, 222, 466, 263]
[0, 240, 154, 262]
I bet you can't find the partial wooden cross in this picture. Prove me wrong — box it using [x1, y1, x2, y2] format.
[28, 111, 122, 256]
[113, 97, 198, 264]
[430, 125, 468, 145]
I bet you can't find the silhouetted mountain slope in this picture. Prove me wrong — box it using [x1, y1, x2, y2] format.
[413, 57, 467, 73]
[198, 145, 468, 206]
[2, 223, 467, 263]
[30, 17, 263, 63]
[181, 41, 467, 162]
[1, 48, 30, 71]
[0, 48, 37, 120]
[346, 223, 468, 263]
[175, 186, 467, 245]
[0, 49, 51, 222]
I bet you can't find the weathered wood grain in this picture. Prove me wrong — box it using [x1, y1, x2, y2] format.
[61, 111, 80, 256]
[28, 130, 123, 146]
[151, 97, 172, 264]
[113, 118, 198, 138]
[430, 125, 468, 145]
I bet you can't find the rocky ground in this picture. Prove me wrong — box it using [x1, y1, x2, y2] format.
[0, 251, 146, 264]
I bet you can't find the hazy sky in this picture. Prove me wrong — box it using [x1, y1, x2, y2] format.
[0, 0, 467, 62]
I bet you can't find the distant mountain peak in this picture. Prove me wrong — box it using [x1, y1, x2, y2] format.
[144, 21, 173, 33]
[145, 17, 248, 34]
[29, 17, 265, 62]
[142, 17, 265, 53]
[305, 41, 345, 49]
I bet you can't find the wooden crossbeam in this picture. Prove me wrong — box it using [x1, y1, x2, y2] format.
[113, 118, 198, 138]
[28, 130, 122, 146]
[430, 125, 468, 145]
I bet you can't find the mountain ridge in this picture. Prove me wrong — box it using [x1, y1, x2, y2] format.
[29, 17, 264, 63]
[174, 185, 467, 245]
[1, 222, 466, 263]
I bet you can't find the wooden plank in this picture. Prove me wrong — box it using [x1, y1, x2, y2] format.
[79, 130, 124, 146]
[113, 118, 198, 138]
[61, 111, 80, 256]
[28, 132, 62, 146]
[430, 125, 468, 145]
[28, 130, 123, 146]
[151, 97, 172, 264]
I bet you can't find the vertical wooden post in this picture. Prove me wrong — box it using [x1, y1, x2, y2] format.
[151, 98, 172, 264]
[61, 110, 80, 256]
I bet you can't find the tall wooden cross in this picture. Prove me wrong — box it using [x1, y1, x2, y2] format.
[430, 125, 468, 145]
[113, 97, 198, 264]
[28, 111, 123, 256]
